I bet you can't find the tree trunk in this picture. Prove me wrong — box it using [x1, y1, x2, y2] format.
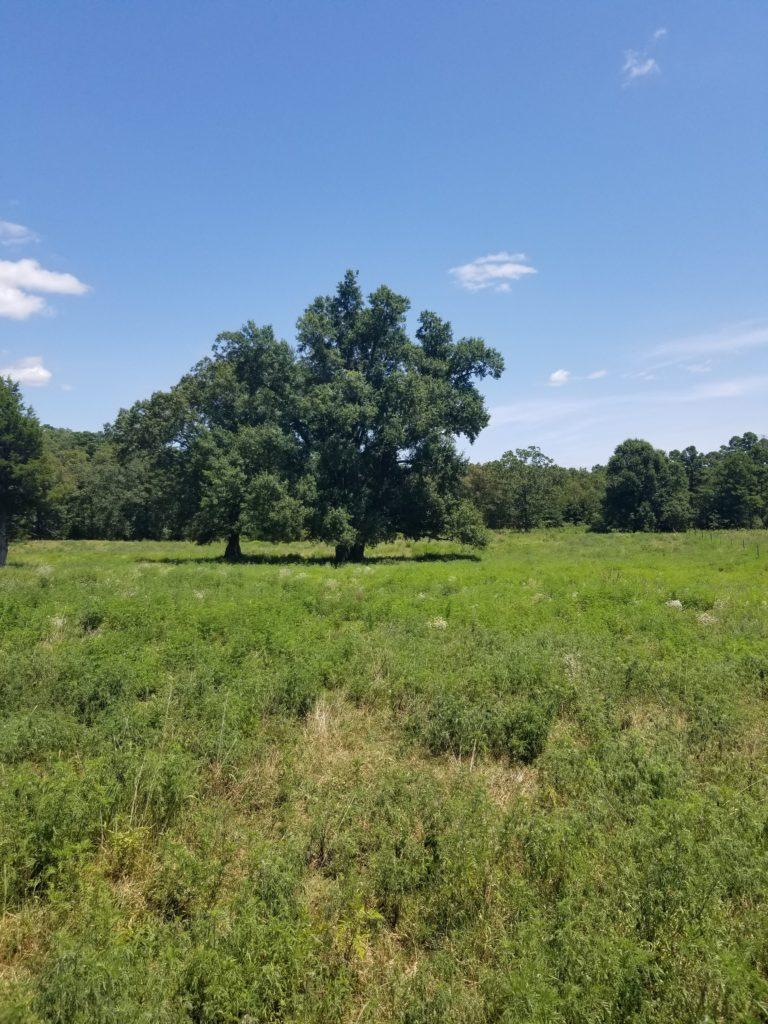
[334, 541, 365, 563]
[224, 532, 242, 562]
[0, 514, 7, 568]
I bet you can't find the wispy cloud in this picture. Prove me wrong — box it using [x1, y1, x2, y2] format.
[627, 369, 657, 381]
[681, 376, 768, 401]
[548, 368, 608, 386]
[648, 323, 768, 363]
[0, 221, 38, 247]
[449, 252, 537, 293]
[622, 52, 659, 83]
[622, 28, 667, 86]
[475, 314, 766, 465]
[548, 368, 570, 387]
[492, 375, 768, 431]
[0, 355, 53, 387]
[684, 361, 713, 374]
[0, 258, 90, 319]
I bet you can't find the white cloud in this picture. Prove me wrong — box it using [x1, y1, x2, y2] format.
[622, 28, 667, 85]
[0, 258, 89, 295]
[548, 368, 570, 387]
[588, 369, 608, 379]
[0, 355, 53, 387]
[0, 258, 90, 320]
[0, 221, 38, 247]
[449, 252, 537, 292]
[622, 51, 659, 84]
[0, 286, 47, 320]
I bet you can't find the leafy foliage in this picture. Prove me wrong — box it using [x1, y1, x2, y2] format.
[102, 273, 503, 560]
[295, 274, 503, 558]
[602, 439, 691, 532]
[673, 432, 768, 528]
[0, 377, 47, 565]
[465, 446, 605, 531]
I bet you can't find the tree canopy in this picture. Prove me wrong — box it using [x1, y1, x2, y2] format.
[0, 378, 47, 566]
[672, 433, 768, 529]
[110, 324, 308, 559]
[110, 272, 503, 559]
[465, 448, 605, 531]
[295, 272, 503, 559]
[602, 439, 691, 532]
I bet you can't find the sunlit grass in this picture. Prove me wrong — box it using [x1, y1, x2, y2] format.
[1, 529, 767, 1022]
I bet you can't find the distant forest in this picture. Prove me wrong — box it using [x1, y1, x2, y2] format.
[28, 427, 768, 541]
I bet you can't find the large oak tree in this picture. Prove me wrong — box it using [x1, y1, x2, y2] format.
[114, 273, 502, 560]
[296, 272, 503, 560]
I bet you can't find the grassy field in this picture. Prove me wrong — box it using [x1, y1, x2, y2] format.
[1, 530, 767, 1023]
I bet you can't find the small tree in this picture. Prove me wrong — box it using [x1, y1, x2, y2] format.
[502, 447, 563, 531]
[669, 445, 710, 527]
[463, 460, 517, 529]
[0, 378, 47, 566]
[705, 452, 762, 528]
[112, 324, 309, 560]
[603, 439, 690, 532]
[560, 465, 606, 525]
[296, 272, 503, 560]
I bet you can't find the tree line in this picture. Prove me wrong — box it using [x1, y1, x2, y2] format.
[1, 273, 766, 566]
[466, 434, 768, 533]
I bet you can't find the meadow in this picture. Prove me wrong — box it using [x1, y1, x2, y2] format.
[1, 530, 767, 1023]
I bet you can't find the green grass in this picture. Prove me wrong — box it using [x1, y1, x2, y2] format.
[1, 529, 767, 1023]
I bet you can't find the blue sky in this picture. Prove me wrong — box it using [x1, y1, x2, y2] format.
[1, 0, 766, 466]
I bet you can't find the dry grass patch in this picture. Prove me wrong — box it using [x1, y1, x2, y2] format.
[0, 907, 52, 984]
[297, 694, 402, 785]
[621, 701, 688, 735]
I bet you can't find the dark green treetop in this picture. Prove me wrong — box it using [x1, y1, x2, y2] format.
[603, 438, 690, 532]
[0, 378, 48, 566]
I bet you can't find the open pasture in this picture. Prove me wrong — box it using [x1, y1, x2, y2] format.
[1, 530, 767, 1023]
